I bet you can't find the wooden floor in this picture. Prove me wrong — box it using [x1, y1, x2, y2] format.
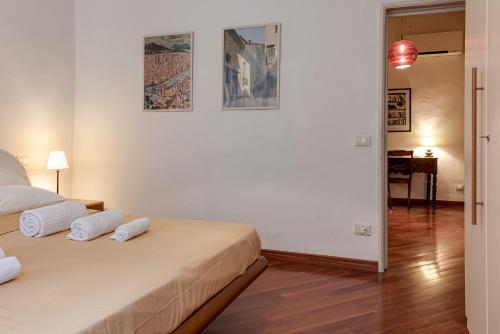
[204, 205, 468, 334]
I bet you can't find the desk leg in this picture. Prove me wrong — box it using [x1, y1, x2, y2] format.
[425, 173, 431, 205]
[432, 173, 437, 209]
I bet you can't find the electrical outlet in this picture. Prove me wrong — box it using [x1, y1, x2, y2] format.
[354, 136, 371, 147]
[456, 185, 465, 192]
[354, 224, 372, 236]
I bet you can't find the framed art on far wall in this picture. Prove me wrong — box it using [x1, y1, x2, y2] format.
[387, 88, 411, 132]
[222, 23, 281, 110]
[143, 32, 193, 112]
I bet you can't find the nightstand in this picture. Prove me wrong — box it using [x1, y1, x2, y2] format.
[74, 199, 104, 211]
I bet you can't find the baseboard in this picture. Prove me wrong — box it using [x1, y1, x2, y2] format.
[390, 198, 464, 207]
[261, 249, 378, 272]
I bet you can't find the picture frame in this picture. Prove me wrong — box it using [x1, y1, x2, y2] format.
[222, 23, 281, 111]
[387, 88, 411, 132]
[143, 31, 193, 112]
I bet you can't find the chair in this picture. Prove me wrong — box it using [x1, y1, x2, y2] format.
[388, 150, 414, 209]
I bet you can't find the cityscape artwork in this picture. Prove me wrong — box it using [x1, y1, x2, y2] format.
[223, 24, 280, 110]
[144, 32, 193, 112]
[387, 88, 411, 132]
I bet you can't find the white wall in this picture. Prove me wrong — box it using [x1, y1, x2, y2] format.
[0, 0, 75, 196]
[387, 13, 465, 202]
[72, 0, 385, 261]
[388, 56, 465, 201]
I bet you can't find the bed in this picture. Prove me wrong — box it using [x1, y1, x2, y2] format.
[0, 149, 267, 334]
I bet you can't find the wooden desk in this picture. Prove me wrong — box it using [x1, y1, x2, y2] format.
[388, 157, 438, 208]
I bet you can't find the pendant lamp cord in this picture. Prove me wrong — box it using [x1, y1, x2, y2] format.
[400, 17, 413, 40]
[400, 17, 403, 40]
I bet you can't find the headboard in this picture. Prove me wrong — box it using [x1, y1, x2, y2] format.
[0, 149, 31, 186]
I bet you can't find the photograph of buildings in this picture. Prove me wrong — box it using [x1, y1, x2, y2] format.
[388, 88, 411, 132]
[223, 24, 280, 110]
[144, 32, 192, 111]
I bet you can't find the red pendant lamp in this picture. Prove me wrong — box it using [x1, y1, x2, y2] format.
[389, 40, 418, 69]
[388, 18, 418, 69]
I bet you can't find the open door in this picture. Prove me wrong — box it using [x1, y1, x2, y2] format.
[485, 1, 500, 333]
[379, 1, 493, 332]
[464, 0, 487, 333]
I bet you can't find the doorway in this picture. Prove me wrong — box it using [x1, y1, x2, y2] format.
[382, 2, 466, 332]
[380, 2, 468, 331]
[381, 0, 466, 267]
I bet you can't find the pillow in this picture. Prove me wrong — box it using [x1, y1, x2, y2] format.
[0, 185, 65, 215]
[0, 149, 30, 186]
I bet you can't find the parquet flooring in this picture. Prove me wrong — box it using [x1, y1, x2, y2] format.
[204, 205, 468, 334]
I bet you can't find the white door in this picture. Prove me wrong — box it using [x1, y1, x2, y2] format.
[486, 1, 500, 332]
[464, 0, 487, 333]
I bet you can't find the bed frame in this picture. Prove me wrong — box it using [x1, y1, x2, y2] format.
[172, 256, 268, 334]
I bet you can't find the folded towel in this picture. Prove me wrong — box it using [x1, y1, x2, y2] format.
[66, 209, 123, 241]
[0, 247, 5, 259]
[111, 218, 150, 242]
[20, 200, 88, 238]
[0, 256, 21, 285]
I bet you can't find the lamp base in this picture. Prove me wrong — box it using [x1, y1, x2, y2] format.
[425, 149, 434, 158]
[56, 170, 60, 194]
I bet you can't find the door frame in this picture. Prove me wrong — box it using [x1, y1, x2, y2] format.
[377, 0, 467, 272]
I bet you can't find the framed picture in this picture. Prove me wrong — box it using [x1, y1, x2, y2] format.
[387, 88, 411, 132]
[143, 32, 193, 112]
[222, 23, 281, 110]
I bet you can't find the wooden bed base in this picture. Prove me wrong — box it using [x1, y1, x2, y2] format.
[172, 256, 268, 334]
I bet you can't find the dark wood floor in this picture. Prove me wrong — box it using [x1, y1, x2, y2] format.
[204, 205, 468, 334]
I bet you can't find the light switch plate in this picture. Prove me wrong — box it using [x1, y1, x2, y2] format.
[354, 136, 371, 147]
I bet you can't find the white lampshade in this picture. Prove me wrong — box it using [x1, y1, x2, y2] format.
[47, 151, 69, 170]
[422, 137, 436, 147]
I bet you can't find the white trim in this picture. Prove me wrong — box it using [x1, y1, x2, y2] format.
[483, 0, 489, 329]
[384, 0, 464, 10]
[387, 2, 465, 17]
[378, 2, 388, 273]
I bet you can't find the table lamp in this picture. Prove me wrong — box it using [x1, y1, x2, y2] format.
[422, 137, 436, 157]
[47, 151, 68, 194]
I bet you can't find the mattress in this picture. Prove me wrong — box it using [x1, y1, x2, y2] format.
[0, 213, 261, 333]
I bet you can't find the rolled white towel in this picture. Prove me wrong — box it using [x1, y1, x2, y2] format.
[0, 256, 21, 285]
[66, 209, 123, 241]
[111, 218, 150, 242]
[0, 247, 5, 259]
[20, 200, 88, 238]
